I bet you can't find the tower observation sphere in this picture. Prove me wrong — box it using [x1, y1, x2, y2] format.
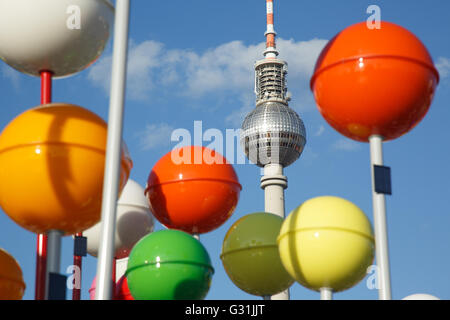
[241, 101, 306, 168]
[240, 58, 306, 168]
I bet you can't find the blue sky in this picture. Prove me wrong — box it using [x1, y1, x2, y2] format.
[1, 0, 450, 300]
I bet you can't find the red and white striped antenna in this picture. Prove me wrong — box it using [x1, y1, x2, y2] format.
[264, 0, 278, 58]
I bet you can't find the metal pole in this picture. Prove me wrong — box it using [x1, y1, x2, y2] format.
[260, 163, 289, 300]
[193, 234, 200, 240]
[369, 135, 392, 300]
[95, 0, 130, 300]
[35, 70, 52, 300]
[46, 230, 63, 299]
[320, 288, 333, 300]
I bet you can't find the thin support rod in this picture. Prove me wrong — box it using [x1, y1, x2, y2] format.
[46, 230, 63, 299]
[35, 71, 52, 300]
[41, 71, 52, 105]
[35, 234, 47, 300]
[261, 164, 289, 300]
[95, 0, 130, 300]
[369, 135, 392, 300]
[72, 233, 83, 300]
[112, 258, 117, 299]
[46, 230, 63, 273]
[320, 288, 333, 300]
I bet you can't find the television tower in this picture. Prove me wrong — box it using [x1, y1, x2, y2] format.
[240, 0, 307, 300]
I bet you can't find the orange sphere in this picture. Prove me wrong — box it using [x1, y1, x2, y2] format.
[310, 21, 439, 142]
[0, 103, 132, 235]
[146, 146, 241, 234]
[0, 248, 25, 300]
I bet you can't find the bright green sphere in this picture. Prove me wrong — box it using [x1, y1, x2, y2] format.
[126, 229, 214, 300]
[220, 212, 294, 296]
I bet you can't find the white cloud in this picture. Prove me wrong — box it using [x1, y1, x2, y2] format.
[88, 40, 165, 100]
[87, 38, 328, 105]
[87, 55, 111, 92]
[436, 57, 450, 79]
[225, 92, 255, 127]
[332, 138, 361, 152]
[182, 40, 262, 97]
[136, 122, 175, 151]
[314, 125, 325, 137]
[277, 38, 327, 79]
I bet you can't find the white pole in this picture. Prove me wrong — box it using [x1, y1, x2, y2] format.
[96, 0, 130, 300]
[320, 288, 333, 300]
[193, 234, 200, 240]
[369, 135, 392, 300]
[45, 230, 63, 299]
[260, 163, 289, 300]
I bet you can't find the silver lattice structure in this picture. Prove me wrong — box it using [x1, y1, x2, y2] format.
[241, 58, 307, 168]
[241, 101, 306, 167]
[255, 59, 289, 106]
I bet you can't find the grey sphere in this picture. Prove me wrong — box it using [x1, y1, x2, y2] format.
[240, 102, 306, 167]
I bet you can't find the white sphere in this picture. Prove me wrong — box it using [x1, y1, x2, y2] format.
[402, 293, 440, 300]
[84, 180, 154, 259]
[0, 0, 114, 78]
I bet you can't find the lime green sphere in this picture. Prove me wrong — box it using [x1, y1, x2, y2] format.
[220, 212, 294, 296]
[126, 229, 214, 300]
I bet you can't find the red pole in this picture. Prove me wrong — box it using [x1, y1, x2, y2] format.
[35, 234, 47, 300]
[41, 71, 52, 105]
[72, 233, 83, 300]
[35, 71, 52, 300]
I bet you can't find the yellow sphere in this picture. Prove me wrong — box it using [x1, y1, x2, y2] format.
[0, 103, 132, 235]
[277, 196, 374, 292]
[0, 248, 25, 300]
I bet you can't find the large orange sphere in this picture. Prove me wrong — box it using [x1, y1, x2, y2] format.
[0, 248, 25, 300]
[0, 103, 132, 234]
[146, 146, 241, 234]
[310, 21, 439, 142]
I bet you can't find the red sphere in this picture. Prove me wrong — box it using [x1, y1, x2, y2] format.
[310, 21, 439, 142]
[146, 146, 241, 234]
[115, 276, 133, 300]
